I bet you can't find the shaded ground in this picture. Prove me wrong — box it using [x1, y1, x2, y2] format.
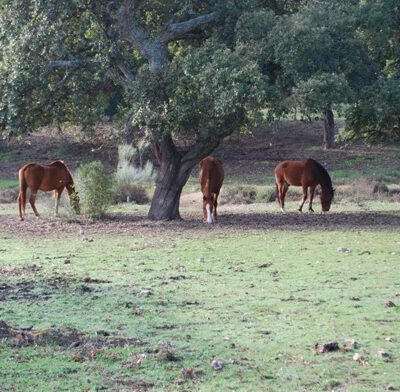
[1, 207, 400, 238]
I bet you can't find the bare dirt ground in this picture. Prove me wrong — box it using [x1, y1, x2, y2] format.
[1, 208, 400, 238]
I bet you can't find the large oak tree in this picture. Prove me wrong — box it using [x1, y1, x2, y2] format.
[0, 0, 281, 219]
[1, 0, 399, 219]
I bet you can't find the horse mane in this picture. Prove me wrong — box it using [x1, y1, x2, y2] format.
[309, 158, 333, 194]
[49, 160, 66, 167]
[49, 160, 74, 182]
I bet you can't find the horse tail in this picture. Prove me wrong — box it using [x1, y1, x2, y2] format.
[18, 167, 28, 220]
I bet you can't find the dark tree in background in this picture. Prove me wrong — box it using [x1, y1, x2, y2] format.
[323, 104, 335, 150]
[0, 0, 399, 219]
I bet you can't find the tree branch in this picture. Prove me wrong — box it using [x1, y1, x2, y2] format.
[107, 55, 136, 88]
[180, 109, 245, 173]
[180, 135, 220, 173]
[117, 0, 153, 59]
[159, 12, 217, 43]
[116, 1, 218, 70]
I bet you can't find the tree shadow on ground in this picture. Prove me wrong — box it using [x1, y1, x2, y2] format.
[1, 209, 399, 238]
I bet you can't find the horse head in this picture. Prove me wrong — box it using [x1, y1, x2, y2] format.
[203, 195, 214, 224]
[67, 182, 81, 215]
[321, 187, 334, 211]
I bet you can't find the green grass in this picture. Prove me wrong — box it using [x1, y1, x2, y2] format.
[0, 150, 16, 163]
[0, 179, 19, 190]
[1, 224, 399, 391]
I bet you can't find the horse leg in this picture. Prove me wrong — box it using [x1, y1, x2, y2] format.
[308, 185, 316, 212]
[298, 186, 308, 212]
[18, 193, 24, 221]
[213, 192, 219, 221]
[54, 188, 64, 216]
[29, 192, 40, 217]
[280, 183, 289, 212]
[275, 181, 281, 209]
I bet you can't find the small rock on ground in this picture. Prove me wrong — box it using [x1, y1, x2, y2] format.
[384, 301, 396, 308]
[137, 289, 152, 297]
[315, 342, 339, 353]
[211, 359, 225, 370]
[337, 247, 351, 253]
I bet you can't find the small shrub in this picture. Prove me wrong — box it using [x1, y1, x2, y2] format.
[372, 182, 389, 194]
[220, 185, 257, 204]
[113, 144, 155, 204]
[344, 179, 371, 202]
[112, 184, 149, 204]
[259, 187, 277, 203]
[0, 188, 18, 203]
[344, 179, 391, 202]
[75, 161, 113, 218]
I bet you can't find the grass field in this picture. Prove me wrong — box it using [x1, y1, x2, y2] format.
[1, 202, 400, 391]
[1, 123, 400, 391]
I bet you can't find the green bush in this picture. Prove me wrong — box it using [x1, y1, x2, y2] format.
[75, 161, 113, 218]
[259, 187, 277, 202]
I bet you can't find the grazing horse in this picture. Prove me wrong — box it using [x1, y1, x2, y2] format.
[199, 157, 224, 224]
[18, 160, 79, 221]
[274, 158, 334, 212]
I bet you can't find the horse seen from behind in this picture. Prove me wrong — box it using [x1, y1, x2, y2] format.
[274, 158, 334, 212]
[18, 160, 80, 221]
[199, 157, 224, 224]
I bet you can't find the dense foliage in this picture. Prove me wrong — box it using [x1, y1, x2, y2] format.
[0, 0, 398, 139]
[75, 160, 113, 218]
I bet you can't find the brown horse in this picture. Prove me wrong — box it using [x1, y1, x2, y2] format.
[274, 158, 334, 212]
[199, 157, 224, 224]
[18, 160, 79, 221]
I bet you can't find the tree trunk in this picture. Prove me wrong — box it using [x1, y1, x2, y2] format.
[148, 134, 220, 220]
[148, 135, 190, 220]
[323, 104, 335, 150]
[148, 157, 191, 220]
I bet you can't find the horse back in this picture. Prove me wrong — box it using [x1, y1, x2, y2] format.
[49, 160, 66, 168]
[199, 157, 224, 194]
[19, 161, 72, 192]
[19, 163, 46, 190]
[275, 158, 328, 188]
[275, 160, 308, 186]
